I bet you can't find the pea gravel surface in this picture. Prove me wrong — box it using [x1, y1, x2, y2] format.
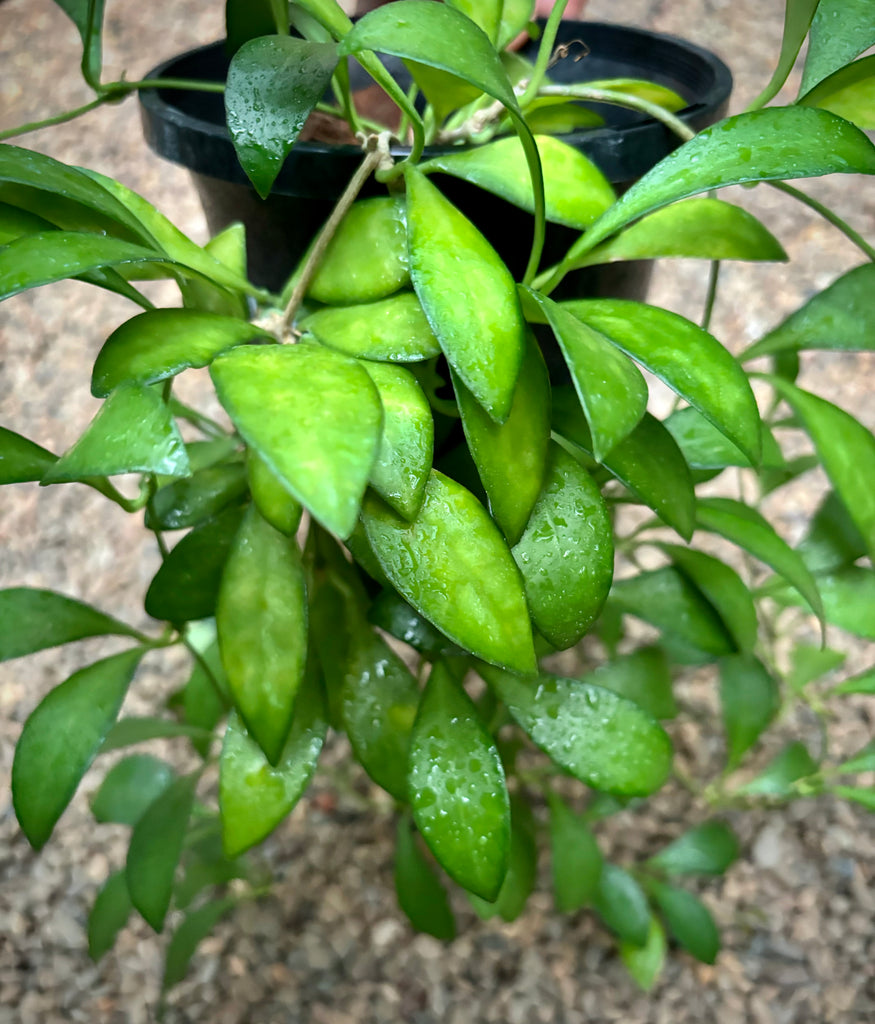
[1, 1, 874, 1022]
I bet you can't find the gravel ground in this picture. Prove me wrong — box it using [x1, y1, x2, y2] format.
[1, 1, 874, 1022]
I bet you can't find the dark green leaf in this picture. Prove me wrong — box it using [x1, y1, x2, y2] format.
[651, 882, 720, 964]
[408, 662, 510, 901]
[512, 443, 613, 649]
[738, 742, 819, 797]
[146, 464, 247, 531]
[0, 588, 139, 662]
[482, 667, 673, 796]
[12, 649, 143, 849]
[648, 821, 740, 877]
[620, 916, 666, 991]
[549, 794, 603, 912]
[787, 643, 846, 694]
[362, 471, 536, 674]
[211, 344, 382, 538]
[341, 629, 420, 801]
[0, 427, 57, 484]
[720, 654, 780, 770]
[163, 898, 236, 991]
[100, 717, 215, 753]
[798, 491, 867, 573]
[87, 870, 132, 962]
[589, 647, 677, 721]
[468, 798, 537, 922]
[799, 0, 875, 95]
[51, 0, 105, 87]
[127, 773, 198, 932]
[564, 299, 761, 464]
[665, 406, 783, 471]
[91, 310, 270, 396]
[145, 504, 246, 624]
[225, 36, 338, 198]
[226, 0, 288, 54]
[593, 863, 650, 947]
[91, 754, 175, 825]
[394, 817, 456, 940]
[368, 590, 460, 657]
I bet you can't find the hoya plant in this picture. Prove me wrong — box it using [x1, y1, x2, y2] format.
[2, 0, 875, 1000]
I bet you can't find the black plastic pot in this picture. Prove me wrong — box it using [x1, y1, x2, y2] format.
[140, 21, 731, 294]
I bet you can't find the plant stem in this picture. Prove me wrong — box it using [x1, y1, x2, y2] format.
[0, 97, 110, 141]
[701, 259, 721, 331]
[169, 398, 228, 440]
[279, 142, 387, 335]
[85, 475, 154, 513]
[122, 77, 226, 94]
[519, 0, 571, 108]
[768, 180, 875, 262]
[537, 85, 695, 142]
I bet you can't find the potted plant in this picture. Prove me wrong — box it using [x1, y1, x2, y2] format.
[1, 0, 874, 1008]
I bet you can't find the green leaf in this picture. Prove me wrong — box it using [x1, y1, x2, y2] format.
[468, 798, 537, 922]
[145, 504, 246, 624]
[300, 292, 441, 362]
[146, 464, 248, 531]
[368, 590, 460, 657]
[482, 667, 673, 796]
[246, 449, 302, 536]
[620, 916, 666, 992]
[100, 717, 215, 752]
[665, 406, 783, 471]
[799, 0, 875, 96]
[737, 741, 819, 797]
[798, 491, 867, 573]
[593, 863, 650, 947]
[830, 784, 875, 811]
[650, 882, 720, 964]
[403, 60, 482, 127]
[362, 471, 536, 674]
[746, 265, 875, 361]
[91, 310, 270, 396]
[549, 794, 603, 912]
[719, 654, 780, 771]
[339, 0, 518, 110]
[766, 377, 875, 563]
[420, 135, 615, 231]
[90, 754, 175, 825]
[0, 588, 139, 662]
[126, 773, 198, 932]
[553, 392, 696, 540]
[305, 197, 409, 305]
[51, 0, 105, 87]
[183, 222, 249, 318]
[610, 567, 735, 659]
[512, 443, 613, 649]
[833, 666, 875, 696]
[799, 55, 875, 128]
[697, 497, 824, 622]
[660, 546, 758, 654]
[216, 505, 307, 764]
[453, 334, 550, 545]
[226, 0, 288, 54]
[406, 167, 525, 423]
[41, 383, 190, 483]
[394, 817, 456, 940]
[838, 740, 875, 775]
[524, 290, 647, 461]
[649, 821, 740, 877]
[446, 0, 501, 41]
[87, 870, 132, 961]
[522, 98, 605, 134]
[575, 198, 786, 269]
[219, 672, 326, 857]
[225, 36, 338, 198]
[749, 0, 820, 109]
[12, 648, 143, 849]
[163, 898, 236, 991]
[211, 344, 382, 538]
[360, 361, 433, 520]
[589, 647, 677, 721]
[787, 643, 846, 694]
[497, 0, 533, 48]
[563, 107, 875, 265]
[408, 662, 510, 901]
[770, 566, 875, 638]
[0, 427, 57, 484]
[341, 629, 420, 801]
[564, 299, 761, 464]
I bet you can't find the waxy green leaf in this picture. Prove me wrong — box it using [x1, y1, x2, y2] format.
[564, 300, 761, 464]
[770, 567, 875, 639]
[301, 292, 441, 362]
[341, 629, 420, 800]
[0, 588, 139, 662]
[51, 0, 105, 87]
[468, 798, 537, 922]
[226, 0, 289, 54]
[219, 672, 326, 857]
[211, 344, 382, 538]
[549, 794, 603, 912]
[394, 818, 457, 940]
[225, 36, 338, 198]
[453, 334, 550, 545]
[421, 135, 615, 230]
[512, 444, 613, 649]
[145, 504, 246, 624]
[525, 290, 647, 461]
[91, 310, 270, 396]
[368, 590, 461, 657]
[446, 0, 501, 41]
[799, 55, 875, 128]
[406, 167, 526, 423]
[88, 870, 132, 962]
[648, 821, 739, 877]
[665, 406, 783, 471]
[483, 667, 673, 796]
[91, 754, 175, 826]
[719, 654, 780, 770]
[620, 917, 666, 992]
[651, 882, 720, 964]
[749, 0, 819, 109]
[127, 773, 198, 932]
[246, 449, 302, 536]
[146, 464, 248, 531]
[0, 427, 57, 484]
[12, 648, 143, 848]
[217, 506, 308, 764]
[42, 383, 190, 483]
[799, 0, 875, 96]
[589, 647, 677, 721]
[737, 742, 819, 797]
[99, 717, 215, 753]
[563, 107, 875, 265]
[362, 471, 536, 673]
[360, 361, 433, 520]
[574, 198, 786, 268]
[408, 663, 510, 901]
[593, 863, 651, 947]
